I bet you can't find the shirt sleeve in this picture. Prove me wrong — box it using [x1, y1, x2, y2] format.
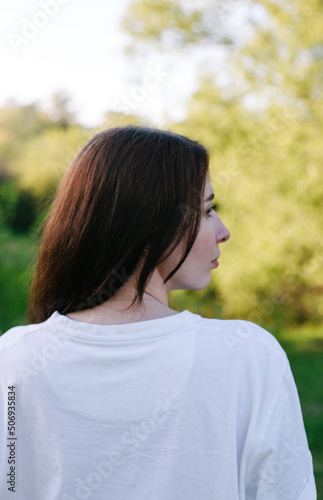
[245, 359, 317, 500]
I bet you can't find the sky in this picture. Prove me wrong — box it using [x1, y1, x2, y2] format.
[1, 0, 200, 128]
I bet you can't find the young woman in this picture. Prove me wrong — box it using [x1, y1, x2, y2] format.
[0, 126, 316, 499]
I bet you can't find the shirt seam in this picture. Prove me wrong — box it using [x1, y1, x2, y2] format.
[0, 324, 43, 351]
[246, 358, 290, 478]
[51, 314, 201, 343]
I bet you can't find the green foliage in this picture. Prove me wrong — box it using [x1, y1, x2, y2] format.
[0, 179, 19, 230]
[0, 233, 38, 334]
[123, 0, 206, 47]
[0, 179, 39, 234]
[123, 0, 235, 55]
[168, 78, 322, 327]
[122, 0, 323, 328]
[0, 100, 51, 142]
[8, 125, 88, 198]
[46, 90, 77, 130]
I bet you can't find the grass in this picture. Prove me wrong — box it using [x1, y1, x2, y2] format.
[0, 231, 38, 333]
[278, 328, 323, 499]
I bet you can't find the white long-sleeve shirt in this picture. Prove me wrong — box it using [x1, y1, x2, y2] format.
[0, 310, 317, 499]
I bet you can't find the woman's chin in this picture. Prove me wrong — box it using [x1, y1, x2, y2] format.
[184, 276, 213, 291]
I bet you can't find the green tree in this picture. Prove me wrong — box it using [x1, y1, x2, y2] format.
[7, 125, 87, 199]
[0, 99, 52, 179]
[45, 90, 77, 130]
[122, 0, 323, 327]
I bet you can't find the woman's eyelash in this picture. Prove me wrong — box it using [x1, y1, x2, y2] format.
[206, 204, 218, 216]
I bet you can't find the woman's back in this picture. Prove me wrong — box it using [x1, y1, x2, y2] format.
[1, 126, 316, 498]
[0, 310, 316, 499]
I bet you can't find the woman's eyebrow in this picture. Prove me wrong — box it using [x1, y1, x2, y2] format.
[205, 193, 215, 201]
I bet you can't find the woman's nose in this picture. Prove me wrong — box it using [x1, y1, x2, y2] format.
[216, 220, 230, 243]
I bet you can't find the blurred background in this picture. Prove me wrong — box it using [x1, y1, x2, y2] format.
[0, 0, 322, 494]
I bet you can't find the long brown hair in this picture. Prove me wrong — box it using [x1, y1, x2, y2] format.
[27, 126, 209, 323]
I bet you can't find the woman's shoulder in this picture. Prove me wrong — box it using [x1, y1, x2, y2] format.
[194, 315, 289, 377]
[0, 322, 43, 350]
[197, 315, 285, 351]
[194, 317, 294, 431]
[0, 319, 53, 373]
[0, 316, 69, 387]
